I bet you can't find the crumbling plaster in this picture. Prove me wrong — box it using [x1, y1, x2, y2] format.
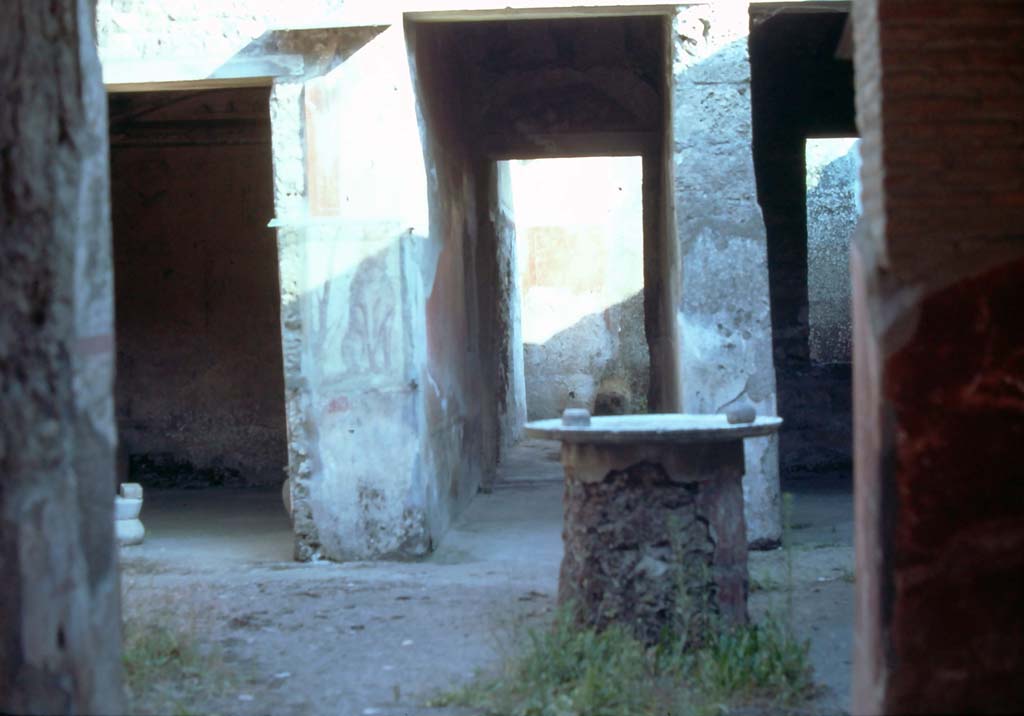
[475, 161, 528, 480]
[274, 25, 443, 561]
[493, 163, 530, 454]
[672, 4, 781, 544]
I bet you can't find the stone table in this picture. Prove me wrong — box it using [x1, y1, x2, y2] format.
[525, 412, 782, 645]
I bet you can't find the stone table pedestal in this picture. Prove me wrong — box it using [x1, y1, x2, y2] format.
[526, 413, 782, 645]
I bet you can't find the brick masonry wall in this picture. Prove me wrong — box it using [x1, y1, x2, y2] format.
[879, 1, 1024, 264]
[852, 1, 1024, 712]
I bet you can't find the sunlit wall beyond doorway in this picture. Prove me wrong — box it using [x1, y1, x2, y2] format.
[506, 156, 649, 420]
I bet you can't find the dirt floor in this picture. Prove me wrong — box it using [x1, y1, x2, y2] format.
[119, 440, 853, 716]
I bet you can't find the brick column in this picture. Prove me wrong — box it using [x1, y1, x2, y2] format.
[851, 1, 1024, 712]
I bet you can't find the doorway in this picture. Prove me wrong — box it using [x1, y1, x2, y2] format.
[108, 86, 291, 559]
[506, 156, 649, 420]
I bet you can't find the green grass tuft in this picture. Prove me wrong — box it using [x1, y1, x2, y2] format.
[430, 605, 816, 716]
[121, 592, 233, 716]
[691, 617, 816, 708]
[749, 575, 785, 593]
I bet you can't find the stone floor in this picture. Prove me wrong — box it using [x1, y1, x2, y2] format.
[120, 439, 853, 715]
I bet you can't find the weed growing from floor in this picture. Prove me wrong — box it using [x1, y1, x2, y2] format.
[432, 494, 816, 715]
[749, 575, 785, 593]
[430, 604, 815, 716]
[686, 616, 816, 709]
[122, 584, 233, 715]
[781, 491, 797, 625]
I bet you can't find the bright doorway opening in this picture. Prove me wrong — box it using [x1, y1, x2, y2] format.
[505, 156, 648, 420]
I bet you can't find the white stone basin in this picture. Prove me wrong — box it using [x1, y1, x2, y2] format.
[114, 496, 142, 520]
[114, 485, 145, 545]
[524, 413, 782, 445]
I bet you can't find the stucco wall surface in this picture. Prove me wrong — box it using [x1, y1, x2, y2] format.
[277, 25, 437, 560]
[493, 164, 529, 451]
[96, 0, 701, 92]
[98, 0, 348, 61]
[472, 161, 528, 483]
[269, 22, 490, 560]
[671, 4, 780, 546]
[409, 19, 496, 538]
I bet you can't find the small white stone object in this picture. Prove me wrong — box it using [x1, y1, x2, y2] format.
[562, 408, 591, 427]
[115, 483, 145, 546]
[725, 405, 756, 424]
[120, 482, 143, 500]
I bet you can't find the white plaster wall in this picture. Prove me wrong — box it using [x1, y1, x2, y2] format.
[98, 0, 347, 61]
[275, 25, 437, 560]
[671, 3, 781, 546]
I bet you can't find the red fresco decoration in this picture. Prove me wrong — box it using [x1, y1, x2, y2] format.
[883, 257, 1024, 707]
[325, 395, 351, 414]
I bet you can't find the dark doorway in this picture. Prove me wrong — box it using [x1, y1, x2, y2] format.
[108, 87, 288, 491]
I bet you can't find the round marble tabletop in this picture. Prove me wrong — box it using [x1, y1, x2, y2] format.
[524, 413, 782, 445]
